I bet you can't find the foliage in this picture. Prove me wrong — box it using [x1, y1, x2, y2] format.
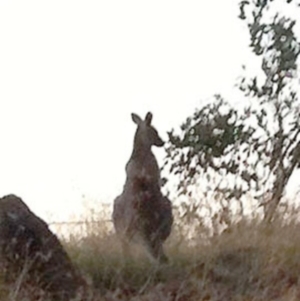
[164, 0, 300, 222]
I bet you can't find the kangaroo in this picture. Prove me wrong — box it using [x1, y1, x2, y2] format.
[113, 112, 173, 263]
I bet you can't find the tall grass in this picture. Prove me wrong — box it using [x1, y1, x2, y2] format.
[2, 201, 300, 300]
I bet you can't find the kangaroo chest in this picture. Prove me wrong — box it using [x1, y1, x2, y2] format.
[125, 152, 161, 184]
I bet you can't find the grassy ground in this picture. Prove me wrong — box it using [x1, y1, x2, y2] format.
[2, 214, 300, 300]
[65, 217, 300, 300]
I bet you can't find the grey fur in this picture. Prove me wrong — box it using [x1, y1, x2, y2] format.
[113, 112, 173, 263]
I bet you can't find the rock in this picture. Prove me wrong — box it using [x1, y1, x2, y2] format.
[0, 194, 88, 300]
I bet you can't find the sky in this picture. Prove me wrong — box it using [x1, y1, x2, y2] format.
[0, 1, 267, 222]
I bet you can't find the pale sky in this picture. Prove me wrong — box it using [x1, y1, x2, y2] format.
[0, 1, 261, 221]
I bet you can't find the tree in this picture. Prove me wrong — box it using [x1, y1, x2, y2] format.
[164, 0, 300, 223]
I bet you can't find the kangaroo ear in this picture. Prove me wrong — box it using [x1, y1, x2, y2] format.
[131, 113, 143, 125]
[145, 112, 153, 125]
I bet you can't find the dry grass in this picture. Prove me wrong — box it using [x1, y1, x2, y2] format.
[2, 209, 300, 300]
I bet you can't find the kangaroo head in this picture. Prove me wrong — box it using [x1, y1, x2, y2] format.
[131, 112, 164, 148]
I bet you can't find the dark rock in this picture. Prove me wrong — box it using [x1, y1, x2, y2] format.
[0, 194, 88, 300]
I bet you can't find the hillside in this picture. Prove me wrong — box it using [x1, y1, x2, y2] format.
[3, 213, 300, 301]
